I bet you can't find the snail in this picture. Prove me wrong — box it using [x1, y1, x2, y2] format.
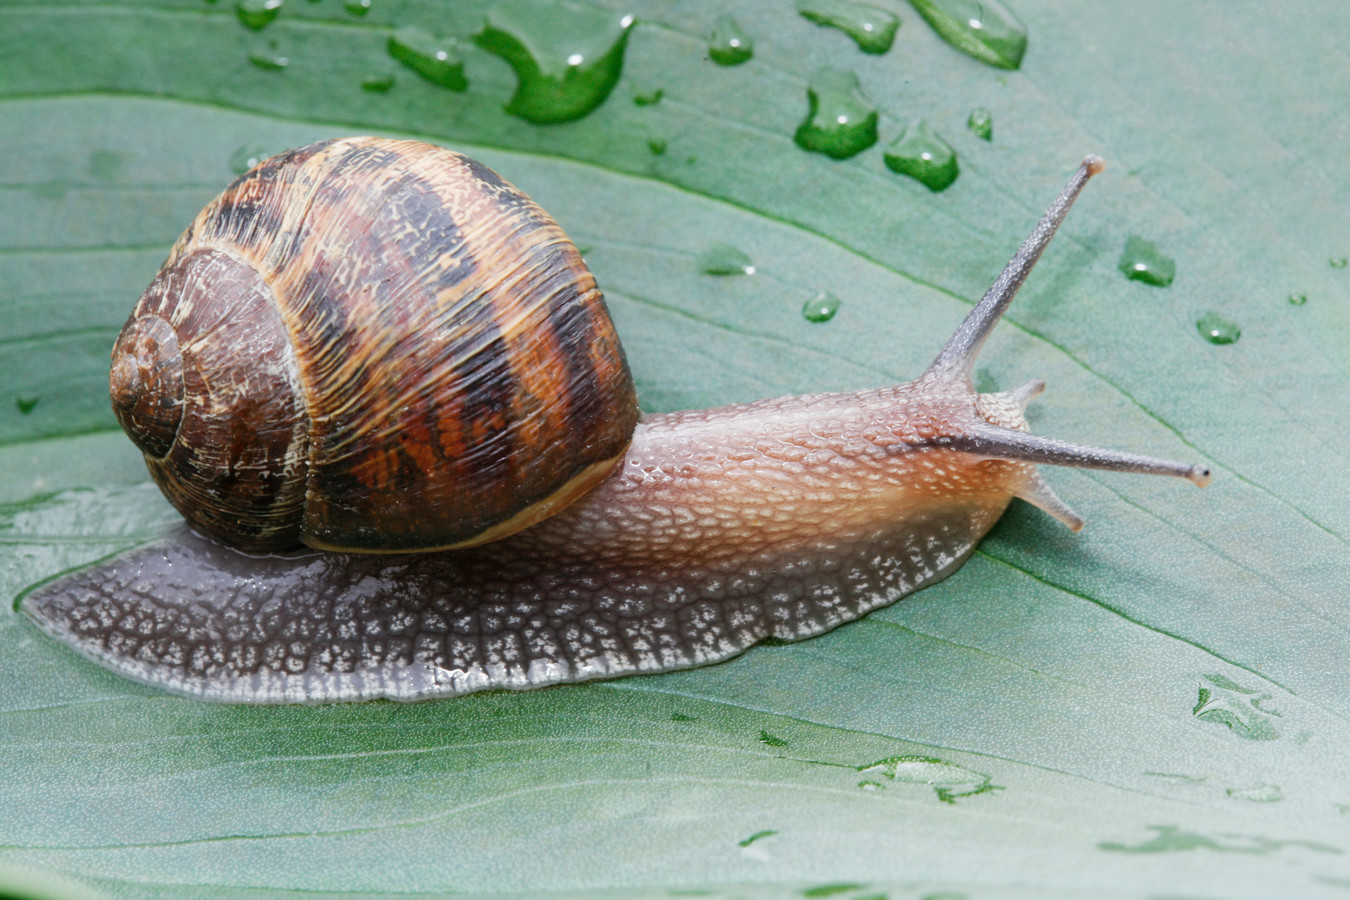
[22, 138, 1210, 704]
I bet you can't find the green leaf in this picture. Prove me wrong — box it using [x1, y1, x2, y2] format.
[3, 0, 1350, 896]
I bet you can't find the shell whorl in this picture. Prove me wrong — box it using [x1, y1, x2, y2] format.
[109, 314, 184, 459]
[119, 137, 638, 552]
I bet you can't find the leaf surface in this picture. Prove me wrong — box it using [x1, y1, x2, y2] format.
[2, 1, 1349, 897]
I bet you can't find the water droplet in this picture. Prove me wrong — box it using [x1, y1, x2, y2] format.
[236, 0, 282, 31]
[249, 50, 290, 70]
[858, 755, 997, 803]
[1118, 236, 1176, 287]
[1331, 256, 1347, 269]
[967, 106, 993, 140]
[632, 87, 663, 106]
[883, 119, 959, 191]
[801, 884, 867, 898]
[647, 137, 667, 155]
[738, 829, 777, 848]
[1100, 825, 1337, 856]
[388, 27, 466, 90]
[1195, 311, 1240, 345]
[1192, 674, 1278, 739]
[859, 755, 975, 784]
[793, 68, 879, 160]
[1143, 771, 1208, 784]
[475, 3, 635, 124]
[361, 72, 395, 92]
[907, 0, 1025, 68]
[802, 291, 841, 322]
[1227, 783, 1282, 803]
[796, 0, 899, 54]
[229, 144, 273, 174]
[708, 15, 754, 65]
[758, 729, 789, 747]
[1288, 292, 1307, 306]
[15, 395, 38, 415]
[699, 243, 755, 276]
[343, 0, 370, 14]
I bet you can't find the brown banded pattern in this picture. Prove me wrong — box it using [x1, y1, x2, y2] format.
[113, 137, 638, 552]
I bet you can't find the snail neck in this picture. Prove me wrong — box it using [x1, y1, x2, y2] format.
[514, 383, 1023, 569]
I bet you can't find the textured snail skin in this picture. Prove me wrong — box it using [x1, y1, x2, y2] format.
[22, 385, 1029, 702]
[22, 155, 1210, 703]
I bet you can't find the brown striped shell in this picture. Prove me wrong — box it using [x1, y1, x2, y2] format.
[108, 137, 639, 553]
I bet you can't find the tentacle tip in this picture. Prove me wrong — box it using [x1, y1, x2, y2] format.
[1083, 154, 1106, 176]
[1021, 378, 1046, 404]
[1188, 464, 1213, 488]
[1016, 471, 1085, 532]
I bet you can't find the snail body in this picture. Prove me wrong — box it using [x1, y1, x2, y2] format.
[23, 142, 1210, 703]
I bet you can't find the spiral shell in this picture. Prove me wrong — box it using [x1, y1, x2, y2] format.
[109, 137, 638, 552]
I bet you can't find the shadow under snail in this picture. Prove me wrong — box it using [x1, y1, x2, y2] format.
[22, 138, 1211, 704]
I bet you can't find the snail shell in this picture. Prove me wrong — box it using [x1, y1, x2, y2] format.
[22, 148, 1210, 703]
[108, 137, 637, 553]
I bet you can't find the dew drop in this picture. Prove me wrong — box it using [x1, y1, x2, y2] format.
[738, 829, 777, 847]
[857, 754, 997, 802]
[859, 755, 980, 785]
[361, 72, 395, 92]
[758, 729, 789, 747]
[249, 50, 290, 70]
[796, 0, 899, 54]
[1288, 292, 1307, 306]
[1227, 783, 1282, 803]
[476, 3, 635, 124]
[1196, 311, 1240, 345]
[700, 243, 755, 275]
[1331, 256, 1347, 269]
[15, 395, 38, 415]
[802, 883, 867, 897]
[229, 144, 273, 174]
[1101, 824, 1338, 856]
[1193, 674, 1278, 739]
[708, 15, 754, 65]
[883, 119, 959, 191]
[343, 0, 370, 14]
[793, 68, 879, 159]
[907, 0, 1025, 68]
[632, 87, 663, 106]
[647, 137, 667, 155]
[967, 106, 993, 140]
[802, 291, 841, 322]
[388, 27, 467, 90]
[236, 0, 282, 31]
[1118, 236, 1176, 287]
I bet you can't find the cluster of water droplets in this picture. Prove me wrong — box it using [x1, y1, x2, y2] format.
[226, 0, 636, 123]
[213, 0, 1312, 349]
